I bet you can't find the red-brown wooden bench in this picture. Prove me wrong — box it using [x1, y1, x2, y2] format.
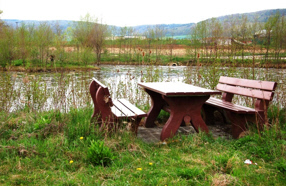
[203, 76, 277, 139]
[89, 78, 147, 134]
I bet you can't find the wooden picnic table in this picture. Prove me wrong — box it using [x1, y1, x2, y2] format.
[138, 82, 221, 141]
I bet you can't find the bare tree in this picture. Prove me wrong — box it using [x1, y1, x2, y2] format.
[88, 19, 108, 65]
[72, 14, 108, 66]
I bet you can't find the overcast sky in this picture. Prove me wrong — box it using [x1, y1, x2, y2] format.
[1, 0, 285, 26]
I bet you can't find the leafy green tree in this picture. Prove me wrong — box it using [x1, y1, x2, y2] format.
[264, 13, 279, 62]
[16, 23, 31, 66]
[35, 22, 54, 67]
[249, 15, 261, 79]
[237, 15, 250, 62]
[0, 26, 15, 68]
[209, 18, 223, 59]
[190, 23, 201, 62]
[0, 10, 3, 31]
[54, 22, 68, 66]
[224, 15, 239, 63]
[271, 12, 285, 63]
[119, 26, 128, 61]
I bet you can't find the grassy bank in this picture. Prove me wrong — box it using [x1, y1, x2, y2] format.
[0, 106, 285, 185]
[0, 63, 285, 185]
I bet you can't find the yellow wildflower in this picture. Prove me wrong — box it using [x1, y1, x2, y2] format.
[80, 137, 84, 140]
[149, 163, 153, 166]
[69, 160, 74, 164]
[136, 168, 142, 171]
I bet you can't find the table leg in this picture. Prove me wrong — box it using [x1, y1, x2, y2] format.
[160, 96, 210, 141]
[144, 89, 165, 128]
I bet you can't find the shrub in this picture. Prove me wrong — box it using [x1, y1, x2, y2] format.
[87, 140, 115, 166]
[13, 59, 23, 66]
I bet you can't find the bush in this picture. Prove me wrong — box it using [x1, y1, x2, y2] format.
[87, 140, 115, 166]
[13, 59, 23, 66]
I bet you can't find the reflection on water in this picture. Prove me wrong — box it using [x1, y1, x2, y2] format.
[0, 65, 285, 113]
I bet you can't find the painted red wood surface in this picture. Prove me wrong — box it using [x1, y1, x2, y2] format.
[90, 78, 146, 134]
[204, 76, 277, 139]
[219, 76, 277, 91]
[138, 82, 221, 141]
[138, 82, 220, 96]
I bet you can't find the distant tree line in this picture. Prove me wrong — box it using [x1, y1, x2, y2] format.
[190, 12, 286, 64]
[0, 11, 285, 68]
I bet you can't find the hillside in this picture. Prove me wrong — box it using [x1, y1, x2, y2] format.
[3, 8, 286, 38]
[216, 8, 286, 23]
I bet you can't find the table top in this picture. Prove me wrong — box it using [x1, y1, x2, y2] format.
[138, 82, 221, 96]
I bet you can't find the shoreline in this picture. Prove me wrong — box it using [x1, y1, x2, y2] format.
[1, 62, 286, 73]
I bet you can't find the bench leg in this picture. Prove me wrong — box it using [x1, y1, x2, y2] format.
[256, 111, 268, 130]
[225, 111, 248, 139]
[130, 117, 143, 136]
[202, 104, 216, 125]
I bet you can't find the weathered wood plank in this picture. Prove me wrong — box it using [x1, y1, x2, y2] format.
[206, 97, 256, 114]
[118, 99, 147, 117]
[219, 76, 277, 91]
[216, 83, 274, 100]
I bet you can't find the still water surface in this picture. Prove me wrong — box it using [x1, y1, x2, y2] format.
[1, 65, 285, 112]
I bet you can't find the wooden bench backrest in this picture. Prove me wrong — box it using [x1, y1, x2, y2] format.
[217, 76, 277, 101]
[92, 78, 111, 98]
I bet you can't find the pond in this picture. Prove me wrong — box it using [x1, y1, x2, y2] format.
[0, 65, 285, 113]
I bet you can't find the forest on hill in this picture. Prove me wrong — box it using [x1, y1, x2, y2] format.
[3, 9, 286, 37]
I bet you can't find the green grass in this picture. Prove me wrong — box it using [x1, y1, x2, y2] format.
[0, 107, 285, 185]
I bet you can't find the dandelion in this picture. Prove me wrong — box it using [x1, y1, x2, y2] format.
[136, 168, 142, 171]
[149, 163, 153, 166]
[69, 160, 74, 164]
[80, 137, 84, 140]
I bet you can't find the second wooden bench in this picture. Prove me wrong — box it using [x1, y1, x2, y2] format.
[203, 76, 277, 138]
[89, 78, 147, 134]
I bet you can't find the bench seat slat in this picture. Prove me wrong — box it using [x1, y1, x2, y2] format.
[217, 83, 274, 100]
[118, 99, 147, 117]
[111, 104, 126, 118]
[206, 97, 256, 114]
[219, 76, 277, 91]
[112, 100, 137, 118]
